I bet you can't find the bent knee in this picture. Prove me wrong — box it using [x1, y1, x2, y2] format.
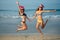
[41, 24, 44, 27]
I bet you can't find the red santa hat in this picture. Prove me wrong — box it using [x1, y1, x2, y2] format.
[19, 6, 24, 9]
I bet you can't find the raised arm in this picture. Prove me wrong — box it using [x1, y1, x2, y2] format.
[16, 0, 21, 15]
[16, 0, 20, 11]
[43, 10, 56, 12]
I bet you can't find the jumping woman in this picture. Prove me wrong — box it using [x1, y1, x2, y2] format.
[32, 4, 56, 35]
[16, 0, 31, 32]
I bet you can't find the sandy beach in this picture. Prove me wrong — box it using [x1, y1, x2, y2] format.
[0, 34, 60, 40]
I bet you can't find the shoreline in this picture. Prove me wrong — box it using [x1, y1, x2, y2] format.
[0, 33, 60, 40]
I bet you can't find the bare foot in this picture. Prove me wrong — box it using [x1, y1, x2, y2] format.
[16, 29, 19, 32]
[16, 28, 21, 32]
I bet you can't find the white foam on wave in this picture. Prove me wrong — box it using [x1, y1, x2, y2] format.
[0, 15, 60, 20]
[43, 15, 60, 20]
[0, 15, 19, 19]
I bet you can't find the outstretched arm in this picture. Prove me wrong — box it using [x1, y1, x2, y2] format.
[32, 12, 37, 20]
[16, 0, 20, 11]
[26, 16, 31, 22]
[43, 10, 56, 12]
[16, 0, 20, 15]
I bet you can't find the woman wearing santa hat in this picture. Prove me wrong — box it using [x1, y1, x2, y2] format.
[16, 1, 31, 32]
[32, 4, 56, 35]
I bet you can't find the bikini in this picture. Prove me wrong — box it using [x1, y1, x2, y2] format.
[37, 13, 42, 16]
[20, 13, 27, 23]
[37, 13, 43, 23]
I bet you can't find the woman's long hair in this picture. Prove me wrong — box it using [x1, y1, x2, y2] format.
[36, 7, 43, 11]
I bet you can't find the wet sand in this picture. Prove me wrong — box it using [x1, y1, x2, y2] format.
[0, 34, 60, 40]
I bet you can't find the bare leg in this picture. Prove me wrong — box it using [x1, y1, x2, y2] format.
[16, 26, 27, 32]
[36, 22, 44, 40]
[16, 22, 27, 32]
[16, 24, 27, 32]
[41, 19, 48, 29]
[36, 23, 43, 34]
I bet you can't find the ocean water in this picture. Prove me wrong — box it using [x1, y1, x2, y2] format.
[0, 0, 60, 35]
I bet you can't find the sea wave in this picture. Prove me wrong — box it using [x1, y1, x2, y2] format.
[0, 15, 19, 19]
[0, 15, 60, 20]
[43, 15, 60, 20]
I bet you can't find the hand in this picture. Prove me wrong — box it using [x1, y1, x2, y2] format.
[28, 18, 33, 22]
[16, 1, 19, 4]
[31, 17, 34, 21]
[29, 18, 34, 22]
[29, 19, 32, 22]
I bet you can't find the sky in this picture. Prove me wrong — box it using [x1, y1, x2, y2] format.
[0, 0, 60, 10]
